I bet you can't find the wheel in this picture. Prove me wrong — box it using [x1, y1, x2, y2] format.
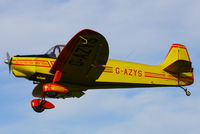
[186, 90, 191, 96]
[32, 106, 45, 113]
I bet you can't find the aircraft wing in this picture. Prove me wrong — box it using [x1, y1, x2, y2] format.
[50, 29, 109, 86]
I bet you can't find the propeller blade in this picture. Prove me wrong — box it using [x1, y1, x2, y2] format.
[4, 52, 12, 74]
[4, 52, 10, 64]
[6, 52, 10, 61]
[9, 60, 11, 74]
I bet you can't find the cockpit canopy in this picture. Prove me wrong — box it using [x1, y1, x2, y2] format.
[46, 45, 65, 58]
[15, 45, 65, 59]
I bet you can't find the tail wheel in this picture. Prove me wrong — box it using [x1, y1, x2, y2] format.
[185, 90, 191, 96]
[179, 86, 191, 96]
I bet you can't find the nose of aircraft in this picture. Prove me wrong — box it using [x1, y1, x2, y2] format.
[4, 59, 9, 64]
[5, 52, 11, 63]
[4, 52, 12, 73]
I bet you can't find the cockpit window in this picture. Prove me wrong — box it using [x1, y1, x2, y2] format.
[45, 45, 65, 58]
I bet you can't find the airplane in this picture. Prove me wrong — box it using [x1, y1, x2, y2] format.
[4, 29, 194, 113]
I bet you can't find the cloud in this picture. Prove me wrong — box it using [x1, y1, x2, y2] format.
[0, 0, 200, 134]
[0, 0, 199, 61]
[1, 89, 200, 134]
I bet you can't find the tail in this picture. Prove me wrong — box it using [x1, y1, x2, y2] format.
[162, 44, 193, 73]
[162, 44, 194, 85]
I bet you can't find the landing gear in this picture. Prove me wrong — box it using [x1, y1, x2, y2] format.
[32, 106, 45, 113]
[31, 83, 69, 113]
[43, 83, 69, 98]
[45, 91, 58, 98]
[31, 99, 55, 113]
[179, 86, 191, 96]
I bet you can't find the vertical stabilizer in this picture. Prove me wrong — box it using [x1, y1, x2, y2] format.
[162, 44, 192, 73]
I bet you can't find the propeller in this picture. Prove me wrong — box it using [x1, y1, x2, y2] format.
[4, 52, 12, 74]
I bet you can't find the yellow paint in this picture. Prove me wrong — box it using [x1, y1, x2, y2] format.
[11, 57, 55, 79]
[97, 44, 193, 87]
[11, 44, 194, 88]
[97, 59, 193, 86]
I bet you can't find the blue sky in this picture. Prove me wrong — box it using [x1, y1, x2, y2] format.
[0, 0, 200, 134]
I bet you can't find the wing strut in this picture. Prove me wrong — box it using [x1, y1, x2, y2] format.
[53, 70, 62, 83]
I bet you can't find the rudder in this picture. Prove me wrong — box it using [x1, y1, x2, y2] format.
[162, 44, 193, 73]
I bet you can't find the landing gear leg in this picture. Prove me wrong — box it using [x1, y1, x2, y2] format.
[179, 86, 191, 96]
[31, 95, 55, 113]
[31, 99, 55, 113]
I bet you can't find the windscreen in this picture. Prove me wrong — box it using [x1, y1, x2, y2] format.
[46, 45, 65, 58]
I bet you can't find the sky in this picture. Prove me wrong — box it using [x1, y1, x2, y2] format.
[0, 0, 200, 134]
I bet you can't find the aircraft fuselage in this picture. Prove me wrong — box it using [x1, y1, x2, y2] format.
[11, 56, 193, 89]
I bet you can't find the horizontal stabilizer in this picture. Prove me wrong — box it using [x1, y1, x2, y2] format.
[164, 60, 192, 73]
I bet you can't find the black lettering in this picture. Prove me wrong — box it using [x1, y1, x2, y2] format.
[75, 48, 92, 56]
[80, 42, 94, 48]
[68, 37, 97, 67]
[88, 38, 98, 44]
[69, 57, 84, 66]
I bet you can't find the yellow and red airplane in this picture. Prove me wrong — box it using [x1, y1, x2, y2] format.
[4, 29, 194, 113]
